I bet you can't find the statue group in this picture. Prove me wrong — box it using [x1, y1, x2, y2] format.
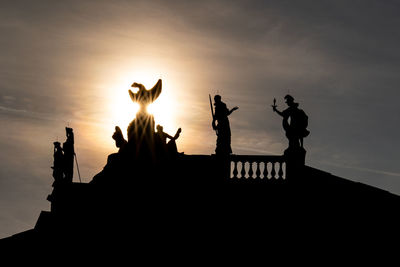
[89, 79, 183, 184]
[120, 79, 182, 161]
[209, 92, 309, 157]
[52, 79, 309, 185]
[51, 127, 75, 184]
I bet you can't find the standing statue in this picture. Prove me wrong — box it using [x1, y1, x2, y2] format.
[112, 126, 128, 153]
[51, 141, 64, 182]
[63, 127, 75, 183]
[127, 79, 161, 143]
[272, 95, 310, 149]
[211, 95, 239, 156]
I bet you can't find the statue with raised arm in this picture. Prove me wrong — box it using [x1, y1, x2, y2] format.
[155, 125, 182, 157]
[123, 79, 164, 162]
[128, 79, 162, 110]
[127, 79, 162, 144]
[272, 95, 309, 149]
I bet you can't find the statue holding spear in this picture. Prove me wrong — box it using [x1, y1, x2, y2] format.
[209, 94, 239, 156]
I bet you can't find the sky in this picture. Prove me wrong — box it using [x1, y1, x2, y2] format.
[1, 0, 400, 238]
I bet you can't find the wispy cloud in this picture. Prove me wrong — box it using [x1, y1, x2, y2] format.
[0, 105, 27, 114]
[320, 161, 400, 178]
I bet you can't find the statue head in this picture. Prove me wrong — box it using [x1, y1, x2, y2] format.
[214, 95, 222, 104]
[156, 124, 163, 132]
[112, 126, 126, 148]
[284, 95, 295, 106]
[53, 141, 62, 151]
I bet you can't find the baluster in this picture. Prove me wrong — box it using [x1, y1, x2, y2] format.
[237, 161, 242, 179]
[283, 162, 286, 180]
[278, 161, 284, 179]
[248, 161, 254, 179]
[240, 161, 246, 179]
[271, 161, 276, 179]
[263, 161, 269, 179]
[255, 161, 261, 179]
[229, 156, 287, 180]
[232, 161, 238, 179]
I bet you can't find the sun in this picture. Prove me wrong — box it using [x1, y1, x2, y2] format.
[147, 92, 176, 131]
[106, 70, 177, 137]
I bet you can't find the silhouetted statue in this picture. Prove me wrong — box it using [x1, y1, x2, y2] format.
[155, 125, 182, 156]
[51, 141, 64, 182]
[92, 79, 164, 185]
[129, 80, 162, 107]
[272, 95, 309, 149]
[63, 127, 74, 183]
[101, 126, 129, 170]
[211, 95, 239, 156]
[112, 126, 127, 153]
[127, 80, 162, 157]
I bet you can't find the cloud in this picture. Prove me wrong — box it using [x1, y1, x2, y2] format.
[0, 105, 27, 114]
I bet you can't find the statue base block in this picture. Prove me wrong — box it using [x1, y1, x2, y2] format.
[284, 146, 306, 180]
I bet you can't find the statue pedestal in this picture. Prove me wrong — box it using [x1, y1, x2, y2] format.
[284, 146, 306, 180]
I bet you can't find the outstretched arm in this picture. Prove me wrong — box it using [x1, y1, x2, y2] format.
[129, 83, 146, 103]
[131, 82, 146, 91]
[163, 132, 174, 140]
[163, 128, 182, 141]
[272, 105, 284, 117]
[228, 106, 239, 115]
[173, 128, 182, 140]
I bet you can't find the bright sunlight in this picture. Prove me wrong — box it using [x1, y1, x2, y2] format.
[106, 67, 177, 137]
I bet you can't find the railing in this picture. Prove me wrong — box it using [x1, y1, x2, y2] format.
[230, 155, 286, 180]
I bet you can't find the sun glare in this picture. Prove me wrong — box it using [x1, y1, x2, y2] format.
[147, 92, 176, 130]
[106, 68, 177, 138]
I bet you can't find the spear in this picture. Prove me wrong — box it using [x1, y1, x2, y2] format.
[209, 94, 217, 133]
[74, 152, 82, 183]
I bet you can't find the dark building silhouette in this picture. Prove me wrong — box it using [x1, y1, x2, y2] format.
[1, 81, 399, 261]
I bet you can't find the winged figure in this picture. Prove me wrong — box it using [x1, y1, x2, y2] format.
[128, 79, 162, 108]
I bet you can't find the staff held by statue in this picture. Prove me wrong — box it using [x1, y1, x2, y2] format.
[209, 94, 218, 134]
[272, 98, 277, 110]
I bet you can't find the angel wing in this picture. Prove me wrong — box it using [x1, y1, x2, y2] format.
[149, 79, 162, 102]
[128, 79, 162, 104]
